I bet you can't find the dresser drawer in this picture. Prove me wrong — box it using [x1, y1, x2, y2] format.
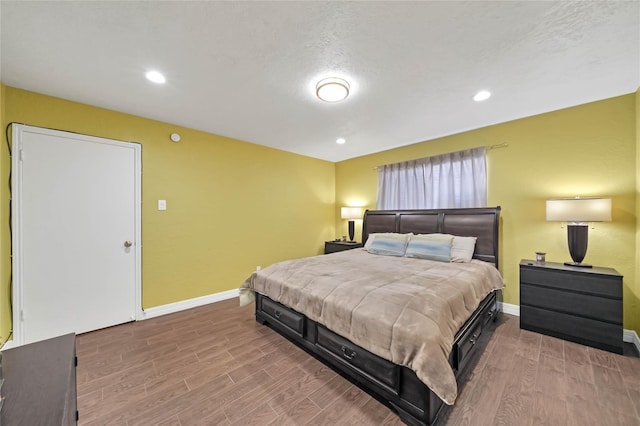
[316, 326, 399, 392]
[521, 283, 621, 324]
[260, 298, 304, 337]
[520, 268, 621, 298]
[521, 306, 622, 353]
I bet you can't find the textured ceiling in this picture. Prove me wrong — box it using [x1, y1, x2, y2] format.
[1, 1, 638, 162]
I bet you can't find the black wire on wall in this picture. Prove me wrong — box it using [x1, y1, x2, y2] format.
[1, 122, 21, 347]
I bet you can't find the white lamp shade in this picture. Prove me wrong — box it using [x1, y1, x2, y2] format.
[341, 207, 362, 220]
[546, 198, 612, 222]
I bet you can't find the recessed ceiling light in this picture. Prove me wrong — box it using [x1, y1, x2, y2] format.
[473, 90, 491, 102]
[316, 78, 350, 102]
[146, 70, 166, 84]
[336, 138, 346, 145]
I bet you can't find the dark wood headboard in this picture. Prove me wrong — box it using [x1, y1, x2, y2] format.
[362, 207, 501, 268]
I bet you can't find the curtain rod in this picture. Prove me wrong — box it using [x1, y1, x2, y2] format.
[487, 142, 508, 150]
[371, 143, 509, 170]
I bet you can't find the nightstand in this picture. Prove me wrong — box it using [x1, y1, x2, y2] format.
[519, 259, 623, 354]
[324, 241, 363, 254]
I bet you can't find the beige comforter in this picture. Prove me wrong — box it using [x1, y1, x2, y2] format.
[239, 249, 504, 405]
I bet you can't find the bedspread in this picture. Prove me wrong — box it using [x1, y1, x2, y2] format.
[239, 249, 504, 404]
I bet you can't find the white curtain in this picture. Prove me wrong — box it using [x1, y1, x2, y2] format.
[376, 147, 487, 210]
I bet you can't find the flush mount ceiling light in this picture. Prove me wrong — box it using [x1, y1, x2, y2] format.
[473, 90, 491, 102]
[336, 138, 346, 145]
[316, 77, 350, 102]
[145, 70, 166, 84]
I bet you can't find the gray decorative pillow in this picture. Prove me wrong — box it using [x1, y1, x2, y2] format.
[405, 234, 453, 262]
[366, 233, 410, 257]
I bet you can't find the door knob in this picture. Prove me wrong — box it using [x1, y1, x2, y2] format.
[124, 240, 133, 248]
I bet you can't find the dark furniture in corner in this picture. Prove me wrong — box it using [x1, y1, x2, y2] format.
[324, 240, 363, 254]
[257, 207, 502, 426]
[519, 260, 623, 354]
[1, 333, 77, 425]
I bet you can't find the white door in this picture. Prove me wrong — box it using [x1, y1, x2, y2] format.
[12, 124, 141, 345]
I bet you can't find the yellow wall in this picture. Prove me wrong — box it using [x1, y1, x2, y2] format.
[336, 94, 639, 333]
[636, 87, 640, 336]
[0, 86, 335, 338]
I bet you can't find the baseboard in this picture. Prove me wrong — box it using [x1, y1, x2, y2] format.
[499, 302, 520, 317]
[139, 288, 240, 320]
[0, 339, 16, 350]
[500, 302, 640, 353]
[1, 289, 239, 348]
[623, 329, 640, 353]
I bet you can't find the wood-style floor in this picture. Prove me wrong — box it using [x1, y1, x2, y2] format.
[76, 298, 640, 426]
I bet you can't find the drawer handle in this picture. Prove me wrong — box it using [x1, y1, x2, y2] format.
[469, 333, 479, 345]
[274, 310, 282, 319]
[341, 345, 356, 360]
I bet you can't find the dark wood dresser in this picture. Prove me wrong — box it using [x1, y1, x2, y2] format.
[1, 333, 77, 425]
[519, 260, 623, 354]
[324, 241, 363, 254]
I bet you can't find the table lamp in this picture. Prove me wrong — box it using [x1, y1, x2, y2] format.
[546, 197, 611, 268]
[341, 207, 362, 242]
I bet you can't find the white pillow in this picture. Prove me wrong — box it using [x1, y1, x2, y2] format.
[430, 233, 477, 262]
[364, 232, 412, 249]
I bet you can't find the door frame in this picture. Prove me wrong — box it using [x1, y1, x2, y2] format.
[11, 124, 143, 346]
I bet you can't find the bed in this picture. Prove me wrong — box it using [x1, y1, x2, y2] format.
[240, 207, 503, 426]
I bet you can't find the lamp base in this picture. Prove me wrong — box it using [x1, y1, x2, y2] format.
[348, 220, 355, 242]
[566, 224, 589, 266]
[564, 261, 593, 268]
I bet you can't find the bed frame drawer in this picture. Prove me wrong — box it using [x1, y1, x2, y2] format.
[454, 292, 496, 374]
[316, 325, 399, 392]
[456, 321, 482, 372]
[260, 297, 304, 336]
[481, 299, 498, 327]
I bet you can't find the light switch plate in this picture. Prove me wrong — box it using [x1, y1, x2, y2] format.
[158, 200, 167, 211]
